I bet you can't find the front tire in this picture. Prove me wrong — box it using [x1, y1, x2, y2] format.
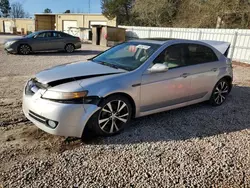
[18, 44, 31, 55]
[87, 95, 132, 136]
[210, 79, 230, 106]
[65, 44, 75, 53]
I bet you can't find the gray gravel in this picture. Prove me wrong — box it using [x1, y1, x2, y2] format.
[0, 44, 250, 187]
[0, 44, 107, 77]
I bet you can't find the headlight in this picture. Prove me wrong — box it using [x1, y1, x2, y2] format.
[42, 90, 88, 101]
[5, 41, 16, 46]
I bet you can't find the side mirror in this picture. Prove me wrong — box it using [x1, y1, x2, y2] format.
[148, 63, 168, 73]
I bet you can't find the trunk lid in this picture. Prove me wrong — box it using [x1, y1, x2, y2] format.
[201, 40, 231, 57]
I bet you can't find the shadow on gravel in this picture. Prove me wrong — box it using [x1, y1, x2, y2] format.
[27, 50, 103, 57]
[84, 85, 250, 145]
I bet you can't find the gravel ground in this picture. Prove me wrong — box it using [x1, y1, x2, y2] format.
[0, 44, 250, 187]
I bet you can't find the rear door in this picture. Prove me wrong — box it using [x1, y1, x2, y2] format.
[185, 43, 220, 100]
[47, 32, 65, 50]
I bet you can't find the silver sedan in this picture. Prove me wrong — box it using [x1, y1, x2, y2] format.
[22, 39, 233, 138]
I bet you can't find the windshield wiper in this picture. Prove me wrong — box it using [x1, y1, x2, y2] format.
[92, 59, 130, 71]
[101, 62, 119, 69]
[98, 61, 127, 70]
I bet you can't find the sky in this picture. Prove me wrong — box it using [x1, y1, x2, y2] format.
[10, 0, 102, 15]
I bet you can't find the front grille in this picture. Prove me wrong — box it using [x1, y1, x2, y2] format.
[28, 110, 47, 124]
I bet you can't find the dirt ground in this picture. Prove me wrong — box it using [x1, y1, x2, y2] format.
[0, 44, 250, 187]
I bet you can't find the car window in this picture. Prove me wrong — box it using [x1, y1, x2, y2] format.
[36, 32, 46, 38]
[46, 32, 52, 38]
[36, 32, 52, 38]
[59, 32, 71, 37]
[108, 45, 138, 59]
[24, 31, 40, 38]
[93, 42, 160, 71]
[153, 44, 187, 69]
[187, 44, 218, 65]
[53, 32, 61, 37]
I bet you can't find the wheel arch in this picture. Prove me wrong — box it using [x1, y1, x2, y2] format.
[81, 92, 137, 138]
[219, 75, 233, 92]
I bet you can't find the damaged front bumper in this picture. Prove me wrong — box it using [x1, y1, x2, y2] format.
[22, 87, 100, 138]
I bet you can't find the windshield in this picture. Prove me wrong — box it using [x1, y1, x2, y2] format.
[92, 42, 160, 71]
[24, 31, 41, 38]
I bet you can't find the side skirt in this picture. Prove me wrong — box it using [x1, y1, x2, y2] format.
[138, 96, 209, 118]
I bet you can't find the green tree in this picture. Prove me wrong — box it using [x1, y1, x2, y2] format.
[44, 8, 52, 13]
[101, 0, 135, 25]
[0, 0, 11, 17]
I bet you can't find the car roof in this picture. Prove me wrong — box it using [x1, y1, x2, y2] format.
[36, 30, 62, 33]
[129, 38, 215, 47]
[130, 38, 185, 45]
[129, 38, 230, 55]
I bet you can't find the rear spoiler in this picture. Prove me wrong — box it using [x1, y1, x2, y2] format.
[201, 40, 231, 57]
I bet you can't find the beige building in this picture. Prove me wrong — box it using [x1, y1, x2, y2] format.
[0, 18, 35, 34]
[35, 13, 116, 40]
[0, 13, 116, 39]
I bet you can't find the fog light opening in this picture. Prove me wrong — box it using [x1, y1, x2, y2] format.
[46, 120, 58, 129]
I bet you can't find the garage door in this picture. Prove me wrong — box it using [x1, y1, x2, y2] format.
[36, 15, 55, 31]
[63, 20, 77, 33]
[4, 21, 12, 33]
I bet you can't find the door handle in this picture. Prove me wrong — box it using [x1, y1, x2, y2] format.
[181, 73, 190, 78]
[211, 68, 218, 72]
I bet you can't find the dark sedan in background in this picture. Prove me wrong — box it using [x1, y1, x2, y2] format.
[4, 30, 82, 55]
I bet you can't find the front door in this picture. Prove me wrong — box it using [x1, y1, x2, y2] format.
[31, 32, 51, 51]
[140, 44, 191, 113]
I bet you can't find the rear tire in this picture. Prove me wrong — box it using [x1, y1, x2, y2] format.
[210, 79, 230, 106]
[86, 95, 132, 137]
[18, 44, 31, 55]
[65, 44, 75, 53]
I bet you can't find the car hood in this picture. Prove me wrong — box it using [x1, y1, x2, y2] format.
[35, 61, 126, 86]
[6, 37, 24, 42]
